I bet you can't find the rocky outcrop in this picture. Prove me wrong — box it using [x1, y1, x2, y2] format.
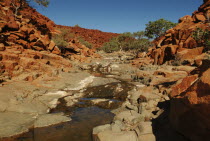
[57, 25, 119, 48]
[169, 60, 210, 141]
[151, 0, 210, 65]
[0, 0, 100, 82]
[0, 0, 73, 81]
[62, 37, 100, 62]
[0, 0, 56, 52]
[149, 1, 210, 139]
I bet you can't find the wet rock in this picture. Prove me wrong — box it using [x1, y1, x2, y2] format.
[64, 75, 95, 91]
[88, 98, 121, 109]
[34, 113, 71, 128]
[93, 124, 111, 135]
[89, 77, 119, 87]
[7, 99, 49, 114]
[0, 112, 35, 138]
[64, 93, 81, 107]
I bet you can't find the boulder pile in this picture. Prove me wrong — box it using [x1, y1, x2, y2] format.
[0, 0, 98, 82]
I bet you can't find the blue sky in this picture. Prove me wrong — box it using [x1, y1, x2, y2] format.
[34, 0, 203, 33]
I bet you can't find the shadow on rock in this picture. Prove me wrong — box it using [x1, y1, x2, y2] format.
[151, 100, 190, 141]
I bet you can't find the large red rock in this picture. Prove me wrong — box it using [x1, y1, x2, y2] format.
[170, 75, 198, 97]
[176, 47, 204, 61]
[169, 61, 210, 141]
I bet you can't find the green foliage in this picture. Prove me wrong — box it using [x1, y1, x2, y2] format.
[33, 0, 49, 7]
[101, 38, 120, 53]
[74, 24, 81, 27]
[192, 28, 209, 42]
[206, 40, 210, 51]
[52, 28, 74, 49]
[133, 31, 146, 39]
[101, 31, 152, 53]
[78, 37, 93, 49]
[145, 18, 177, 39]
[192, 27, 210, 52]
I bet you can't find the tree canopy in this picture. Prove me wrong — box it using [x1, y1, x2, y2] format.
[101, 32, 152, 53]
[145, 18, 177, 39]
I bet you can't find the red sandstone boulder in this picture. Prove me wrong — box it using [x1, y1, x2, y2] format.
[169, 62, 210, 141]
[151, 69, 188, 86]
[176, 47, 204, 62]
[170, 75, 198, 97]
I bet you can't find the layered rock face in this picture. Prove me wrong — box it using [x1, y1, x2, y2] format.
[0, 0, 98, 81]
[151, 0, 210, 65]
[57, 25, 119, 48]
[0, 0, 73, 81]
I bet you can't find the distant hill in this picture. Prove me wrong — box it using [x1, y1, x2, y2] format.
[56, 25, 119, 48]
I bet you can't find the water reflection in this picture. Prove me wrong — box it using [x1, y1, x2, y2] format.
[16, 107, 114, 141]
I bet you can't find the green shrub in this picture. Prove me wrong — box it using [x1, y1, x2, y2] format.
[74, 24, 81, 27]
[101, 31, 152, 53]
[101, 38, 120, 53]
[78, 37, 93, 49]
[52, 28, 75, 49]
[206, 40, 210, 51]
[145, 18, 177, 39]
[192, 27, 210, 52]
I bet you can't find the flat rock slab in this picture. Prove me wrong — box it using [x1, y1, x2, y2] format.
[0, 112, 35, 138]
[34, 113, 71, 128]
[0, 112, 71, 138]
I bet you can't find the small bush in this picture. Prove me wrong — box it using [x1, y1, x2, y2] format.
[101, 38, 120, 53]
[78, 37, 93, 49]
[101, 31, 152, 53]
[192, 27, 210, 52]
[206, 40, 210, 51]
[52, 28, 75, 49]
[74, 24, 81, 27]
